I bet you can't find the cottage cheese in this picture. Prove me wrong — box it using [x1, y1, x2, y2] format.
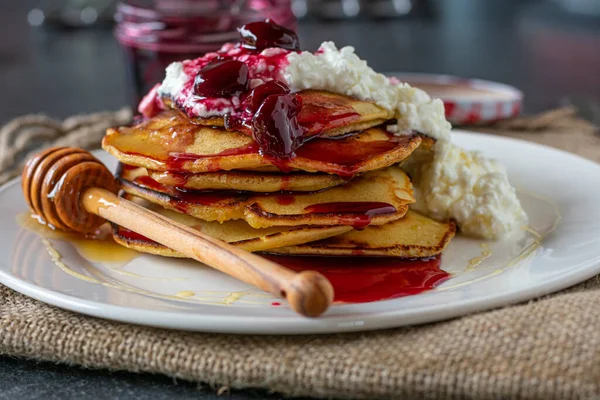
[284, 42, 451, 141]
[407, 141, 528, 239]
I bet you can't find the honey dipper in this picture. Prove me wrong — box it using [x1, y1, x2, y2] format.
[22, 147, 334, 317]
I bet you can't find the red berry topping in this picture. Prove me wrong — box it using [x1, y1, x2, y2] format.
[252, 93, 304, 158]
[238, 19, 300, 52]
[193, 59, 249, 98]
[243, 80, 290, 113]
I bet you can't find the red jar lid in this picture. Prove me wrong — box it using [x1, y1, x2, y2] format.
[388, 73, 524, 126]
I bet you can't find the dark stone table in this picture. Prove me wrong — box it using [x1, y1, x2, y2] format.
[1, 0, 599, 398]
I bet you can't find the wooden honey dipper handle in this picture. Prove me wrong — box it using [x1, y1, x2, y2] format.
[22, 147, 334, 317]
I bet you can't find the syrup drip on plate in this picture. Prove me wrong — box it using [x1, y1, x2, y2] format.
[263, 255, 449, 304]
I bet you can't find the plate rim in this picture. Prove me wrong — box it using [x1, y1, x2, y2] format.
[1, 130, 600, 335]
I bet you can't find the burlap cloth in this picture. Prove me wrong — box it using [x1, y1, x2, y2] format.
[1, 108, 600, 399]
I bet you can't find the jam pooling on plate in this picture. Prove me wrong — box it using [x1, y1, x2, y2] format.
[113, 225, 450, 305]
[263, 255, 449, 304]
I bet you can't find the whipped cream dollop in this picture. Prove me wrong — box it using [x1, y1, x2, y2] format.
[153, 40, 526, 239]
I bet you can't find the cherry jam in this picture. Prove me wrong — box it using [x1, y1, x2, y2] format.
[252, 93, 304, 158]
[244, 80, 290, 114]
[263, 255, 449, 304]
[303, 202, 398, 229]
[224, 80, 291, 132]
[193, 59, 249, 98]
[239, 19, 300, 51]
[115, 2, 296, 106]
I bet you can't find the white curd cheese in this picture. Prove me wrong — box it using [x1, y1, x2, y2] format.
[284, 42, 451, 141]
[161, 62, 187, 100]
[408, 141, 528, 239]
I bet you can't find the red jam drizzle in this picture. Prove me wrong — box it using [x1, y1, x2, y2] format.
[193, 59, 249, 98]
[117, 227, 152, 242]
[114, 226, 449, 304]
[252, 93, 304, 158]
[164, 142, 259, 172]
[296, 133, 401, 164]
[304, 202, 397, 229]
[131, 175, 248, 213]
[297, 93, 361, 137]
[127, 173, 341, 212]
[244, 80, 290, 114]
[275, 195, 295, 205]
[131, 175, 171, 192]
[263, 255, 449, 304]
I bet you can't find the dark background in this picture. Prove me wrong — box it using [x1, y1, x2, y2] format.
[2, 0, 600, 125]
[0, 0, 599, 398]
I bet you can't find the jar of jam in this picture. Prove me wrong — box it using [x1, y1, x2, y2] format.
[115, 0, 296, 107]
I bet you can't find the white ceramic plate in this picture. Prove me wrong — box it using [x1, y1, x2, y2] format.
[1, 131, 599, 335]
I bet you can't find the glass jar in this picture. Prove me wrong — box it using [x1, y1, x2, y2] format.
[115, 0, 296, 107]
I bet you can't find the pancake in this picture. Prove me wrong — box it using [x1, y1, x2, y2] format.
[163, 90, 392, 138]
[269, 211, 456, 258]
[112, 195, 352, 256]
[117, 165, 414, 228]
[103, 110, 422, 177]
[148, 169, 347, 192]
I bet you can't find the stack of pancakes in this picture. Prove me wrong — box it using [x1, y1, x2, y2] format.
[102, 90, 456, 259]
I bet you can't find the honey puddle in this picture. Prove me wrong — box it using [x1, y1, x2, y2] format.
[465, 243, 492, 272]
[174, 290, 274, 305]
[17, 213, 139, 265]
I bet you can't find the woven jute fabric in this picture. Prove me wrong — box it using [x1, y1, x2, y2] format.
[1, 108, 600, 399]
